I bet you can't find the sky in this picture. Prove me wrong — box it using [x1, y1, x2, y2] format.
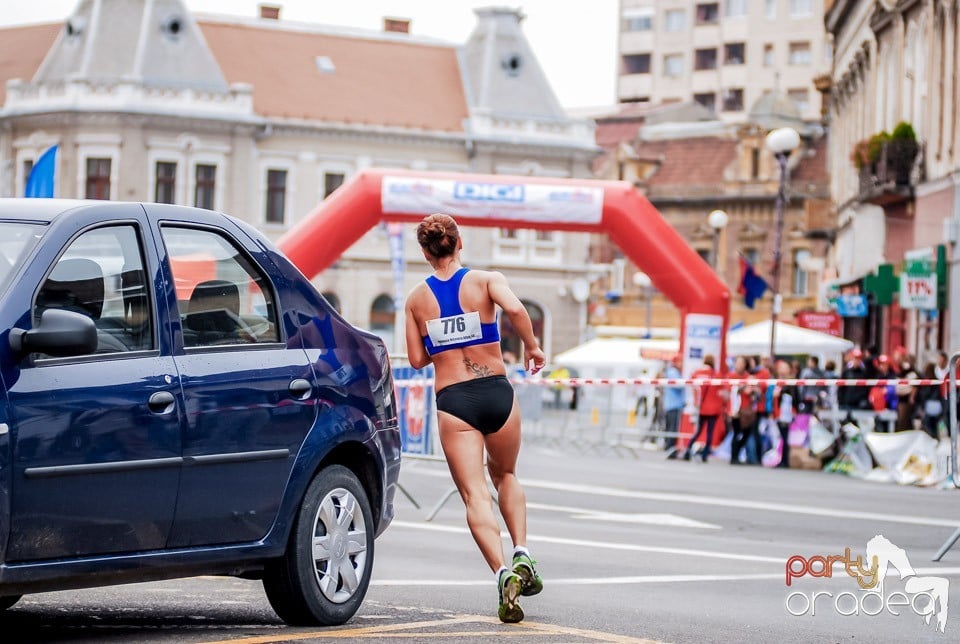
[0, 0, 620, 111]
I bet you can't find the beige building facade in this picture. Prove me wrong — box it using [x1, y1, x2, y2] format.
[0, 0, 602, 361]
[826, 0, 959, 361]
[617, 0, 831, 123]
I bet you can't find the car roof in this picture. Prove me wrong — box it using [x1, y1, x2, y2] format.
[0, 198, 98, 223]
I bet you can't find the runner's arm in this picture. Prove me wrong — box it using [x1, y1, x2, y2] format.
[487, 271, 545, 375]
[404, 299, 431, 370]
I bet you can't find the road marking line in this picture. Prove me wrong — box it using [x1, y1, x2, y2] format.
[197, 614, 663, 643]
[373, 568, 960, 587]
[525, 501, 721, 529]
[403, 469, 960, 528]
[390, 520, 782, 563]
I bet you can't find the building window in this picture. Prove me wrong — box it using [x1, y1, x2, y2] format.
[788, 41, 811, 65]
[622, 54, 651, 75]
[695, 3, 719, 25]
[742, 247, 759, 267]
[665, 9, 686, 32]
[722, 88, 744, 111]
[725, 0, 747, 17]
[265, 169, 287, 224]
[85, 158, 111, 200]
[724, 43, 745, 65]
[623, 9, 653, 31]
[751, 147, 760, 178]
[765, 0, 777, 19]
[793, 249, 811, 295]
[155, 161, 176, 204]
[694, 48, 718, 71]
[694, 92, 716, 111]
[787, 88, 810, 113]
[763, 43, 775, 67]
[323, 172, 345, 198]
[535, 230, 554, 242]
[369, 294, 396, 347]
[499, 300, 544, 359]
[696, 248, 711, 263]
[194, 164, 216, 210]
[789, 0, 812, 17]
[663, 54, 683, 77]
[22, 159, 33, 196]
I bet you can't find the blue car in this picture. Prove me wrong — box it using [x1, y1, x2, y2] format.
[0, 199, 401, 625]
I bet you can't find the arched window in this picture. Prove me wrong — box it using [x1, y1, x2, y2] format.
[370, 294, 396, 349]
[499, 300, 545, 358]
[321, 291, 341, 314]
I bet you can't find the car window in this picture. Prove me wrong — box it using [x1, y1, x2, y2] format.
[160, 226, 279, 348]
[0, 222, 45, 298]
[35, 225, 154, 356]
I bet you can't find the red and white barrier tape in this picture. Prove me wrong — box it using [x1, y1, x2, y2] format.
[393, 377, 948, 387]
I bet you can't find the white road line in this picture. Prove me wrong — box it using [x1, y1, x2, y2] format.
[372, 568, 960, 587]
[390, 520, 783, 563]
[403, 468, 960, 528]
[525, 501, 722, 529]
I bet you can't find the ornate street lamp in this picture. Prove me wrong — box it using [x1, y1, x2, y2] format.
[765, 126, 801, 357]
[708, 209, 729, 272]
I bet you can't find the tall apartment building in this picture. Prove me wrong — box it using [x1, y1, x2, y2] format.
[617, 0, 831, 122]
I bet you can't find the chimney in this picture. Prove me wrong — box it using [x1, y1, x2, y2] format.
[383, 17, 411, 34]
[259, 4, 281, 20]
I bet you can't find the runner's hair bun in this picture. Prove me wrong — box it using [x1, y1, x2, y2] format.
[417, 213, 459, 257]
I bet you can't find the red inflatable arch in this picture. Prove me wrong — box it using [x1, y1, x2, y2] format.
[276, 168, 730, 371]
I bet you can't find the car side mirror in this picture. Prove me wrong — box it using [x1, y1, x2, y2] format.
[8, 308, 98, 358]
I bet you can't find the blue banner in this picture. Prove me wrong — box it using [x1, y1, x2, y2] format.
[393, 364, 434, 456]
[836, 294, 868, 317]
[25, 144, 58, 198]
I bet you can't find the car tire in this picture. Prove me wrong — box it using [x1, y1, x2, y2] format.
[263, 465, 374, 626]
[0, 595, 22, 611]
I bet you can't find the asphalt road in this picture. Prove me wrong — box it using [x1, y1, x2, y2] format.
[4, 436, 960, 643]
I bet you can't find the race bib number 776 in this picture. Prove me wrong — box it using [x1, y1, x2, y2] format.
[426, 311, 483, 347]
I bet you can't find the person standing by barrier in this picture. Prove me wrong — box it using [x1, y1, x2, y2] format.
[916, 362, 944, 439]
[404, 213, 545, 624]
[729, 356, 759, 465]
[663, 353, 686, 459]
[682, 354, 726, 462]
[774, 359, 799, 468]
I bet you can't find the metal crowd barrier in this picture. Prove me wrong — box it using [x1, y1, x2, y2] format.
[393, 373, 959, 524]
[933, 351, 960, 562]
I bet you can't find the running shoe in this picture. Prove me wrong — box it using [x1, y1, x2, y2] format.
[512, 551, 543, 597]
[497, 569, 524, 623]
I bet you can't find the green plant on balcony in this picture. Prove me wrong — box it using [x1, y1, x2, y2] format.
[850, 139, 871, 169]
[888, 121, 919, 185]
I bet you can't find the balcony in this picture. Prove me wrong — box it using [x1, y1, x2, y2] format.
[857, 139, 925, 207]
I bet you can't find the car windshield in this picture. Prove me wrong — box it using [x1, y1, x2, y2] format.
[0, 222, 45, 297]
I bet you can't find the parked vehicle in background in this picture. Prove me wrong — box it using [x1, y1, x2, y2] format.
[0, 199, 401, 625]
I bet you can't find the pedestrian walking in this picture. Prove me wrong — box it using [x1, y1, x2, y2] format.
[682, 354, 726, 462]
[774, 359, 799, 468]
[404, 213, 544, 623]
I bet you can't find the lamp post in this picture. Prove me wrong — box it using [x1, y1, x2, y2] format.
[708, 209, 729, 273]
[765, 126, 801, 358]
[632, 271, 652, 339]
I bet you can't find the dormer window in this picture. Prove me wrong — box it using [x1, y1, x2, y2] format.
[502, 53, 523, 77]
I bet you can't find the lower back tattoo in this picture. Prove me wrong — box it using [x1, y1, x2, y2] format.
[463, 357, 493, 378]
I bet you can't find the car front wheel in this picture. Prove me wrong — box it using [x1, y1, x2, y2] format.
[263, 465, 374, 626]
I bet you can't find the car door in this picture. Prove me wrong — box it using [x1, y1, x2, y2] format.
[4, 214, 182, 561]
[155, 221, 317, 547]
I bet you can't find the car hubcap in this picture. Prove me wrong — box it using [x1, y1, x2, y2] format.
[312, 486, 368, 603]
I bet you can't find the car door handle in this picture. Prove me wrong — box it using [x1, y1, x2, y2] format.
[147, 391, 176, 414]
[289, 378, 312, 400]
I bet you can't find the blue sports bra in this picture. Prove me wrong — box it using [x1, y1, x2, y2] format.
[422, 267, 500, 356]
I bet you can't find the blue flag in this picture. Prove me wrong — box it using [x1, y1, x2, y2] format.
[25, 144, 58, 198]
[738, 254, 768, 309]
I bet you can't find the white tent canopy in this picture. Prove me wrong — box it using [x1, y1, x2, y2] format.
[727, 320, 853, 363]
[552, 337, 668, 377]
